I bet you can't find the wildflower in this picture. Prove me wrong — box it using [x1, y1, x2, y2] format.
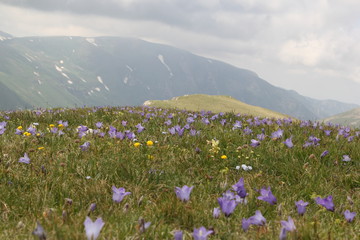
[95, 122, 103, 128]
[175, 185, 194, 202]
[241, 164, 252, 171]
[134, 142, 141, 147]
[19, 153, 30, 164]
[58, 123, 64, 128]
[32, 221, 46, 240]
[283, 137, 294, 148]
[320, 150, 329, 158]
[342, 155, 351, 162]
[295, 200, 309, 215]
[112, 186, 131, 203]
[17, 126, 23, 130]
[174, 230, 183, 240]
[213, 207, 221, 219]
[271, 129, 283, 139]
[88, 203, 97, 212]
[279, 216, 296, 240]
[344, 210, 356, 222]
[138, 217, 151, 233]
[193, 226, 213, 240]
[136, 123, 145, 133]
[220, 155, 227, 160]
[249, 210, 267, 226]
[250, 139, 260, 147]
[146, 140, 154, 146]
[218, 197, 237, 217]
[242, 218, 251, 231]
[23, 131, 31, 136]
[232, 177, 247, 198]
[84, 217, 105, 240]
[257, 186, 277, 205]
[315, 195, 334, 211]
[80, 141, 90, 151]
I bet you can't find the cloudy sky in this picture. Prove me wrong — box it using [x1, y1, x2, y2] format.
[1, 0, 360, 104]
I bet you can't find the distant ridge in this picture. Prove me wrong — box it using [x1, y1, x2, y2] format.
[0, 32, 357, 119]
[144, 94, 290, 119]
[322, 107, 360, 128]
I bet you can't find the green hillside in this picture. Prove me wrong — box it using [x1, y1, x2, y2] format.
[323, 107, 360, 128]
[144, 94, 290, 119]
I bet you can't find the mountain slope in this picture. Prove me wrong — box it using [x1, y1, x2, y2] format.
[322, 108, 360, 128]
[144, 94, 290, 119]
[0, 32, 357, 119]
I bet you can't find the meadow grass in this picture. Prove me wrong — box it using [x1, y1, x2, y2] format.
[0, 106, 358, 239]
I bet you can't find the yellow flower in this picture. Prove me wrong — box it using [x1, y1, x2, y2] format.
[146, 140, 154, 146]
[58, 124, 64, 128]
[23, 132, 31, 136]
[49, 124, 55, 128]
[38, 147, 45, 150]
[36, 133, 41, 137]
[221, 155, 227, 160]
[17, 126, 23, 130]
[134, 142, 141, 148]
[147, 155, 154, 160]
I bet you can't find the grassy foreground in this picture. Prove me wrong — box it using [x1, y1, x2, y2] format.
[0, 106, 358, 239]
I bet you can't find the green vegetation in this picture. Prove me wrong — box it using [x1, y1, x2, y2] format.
[0, 106, 358, 239]
[145, 94, 289, 119]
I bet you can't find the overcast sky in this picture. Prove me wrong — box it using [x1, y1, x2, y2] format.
[1, 0, 360, 104]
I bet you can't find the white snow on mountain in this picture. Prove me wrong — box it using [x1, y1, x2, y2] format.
[158, 54, 173, 77]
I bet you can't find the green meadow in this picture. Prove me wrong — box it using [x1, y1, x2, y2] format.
[0, 106, 358, 239]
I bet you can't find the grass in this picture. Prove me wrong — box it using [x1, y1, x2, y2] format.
[144, 94, 289, 119]
[322, 107, 360, 129]
[0, 106, 358, 239]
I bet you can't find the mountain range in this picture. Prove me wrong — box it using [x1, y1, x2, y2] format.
[0, 31, 357, 120]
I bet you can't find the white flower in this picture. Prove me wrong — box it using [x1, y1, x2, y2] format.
[235, 165, 241, 170]
[241, 164, 253, 171]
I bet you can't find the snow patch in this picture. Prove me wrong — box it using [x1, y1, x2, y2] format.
[37, 79, 42, 85]
[60, 60, 64, 64]
[126, 65, 133, 72]
[33, 72, 40, 77]
[95, 87, 101, 92]
[158, 54, 173, 76]
[55, 65, 62, 72]
[97, 76, 104, 84]
[80, 78, 87, 83]
[61, 72, 70, 79]
[67, 80, 73, 84]
[123, 77, 129, 84]
[86, 38, 98, 46]
[37, 91, 42, 95]
[104, 85, 110, 91]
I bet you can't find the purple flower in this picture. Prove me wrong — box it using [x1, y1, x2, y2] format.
[88, 203, 97, 212]
[174, 230, 183, 240]
[248, 210, 266, 226]
[320, 150, 329, 158]
[232, 178, 247, 198]
[84, 217, 105, 240]
[257, 187, 277, 205]
[80, 141, 90, 151]
[138, 218, 151, 233]
[19, 153, 30, 164]
[295, 200, 309, 215]
[271, 129, 283, 139]
[218, 197, 237, 217]
[175, 185, 194, 202]
[32, 221, 46, 240]
[242, 218, 251, 231]
[279, 216, 296, 240]
[95, 122, 103, 128]
[342, 155, 351, 162]
[344, 210, 356, 222]
[213, 207, 221, 219]
[257, 133, 266, 141]
[193, 226, 213, 240]
[324, 130, 331, 136]
[136, 123, 145, 133]
[315, 195, 334, 211]
[168, 127, 176, 135]
[233, 120, 242, 130]
[283, 137, 294, 148]
[187, 117, 195, 123]
[112, 186, 131, 203]
[250, 139, 260, 147]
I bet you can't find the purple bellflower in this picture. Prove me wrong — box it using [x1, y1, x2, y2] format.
[232, 178, 247, 198]
[217, 197, 237, 217]
[295, 200, 309, 215]
[84, 217, 105, 240]
[32, 221, 46, 240]
[315, 195, 334, 211]
[193, 226, 213, 240]
[320, 150, 329, 158]
[344, 210, 356, 222]
[279, 216, 296, 240]
[242, 210, 266, 231]
[213, 207, 221, 219]
[19, 153, 30, 164]
[175, 185, 194, 202]
[250, 139, 260, 147]
[112, 186, 131, 203]
[80, 141, 91, 151]
[257, 187, 277, 205]
[283, 137, 294, 148]
[174, 230, 183, 240]
[342, 155, 351, 162]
